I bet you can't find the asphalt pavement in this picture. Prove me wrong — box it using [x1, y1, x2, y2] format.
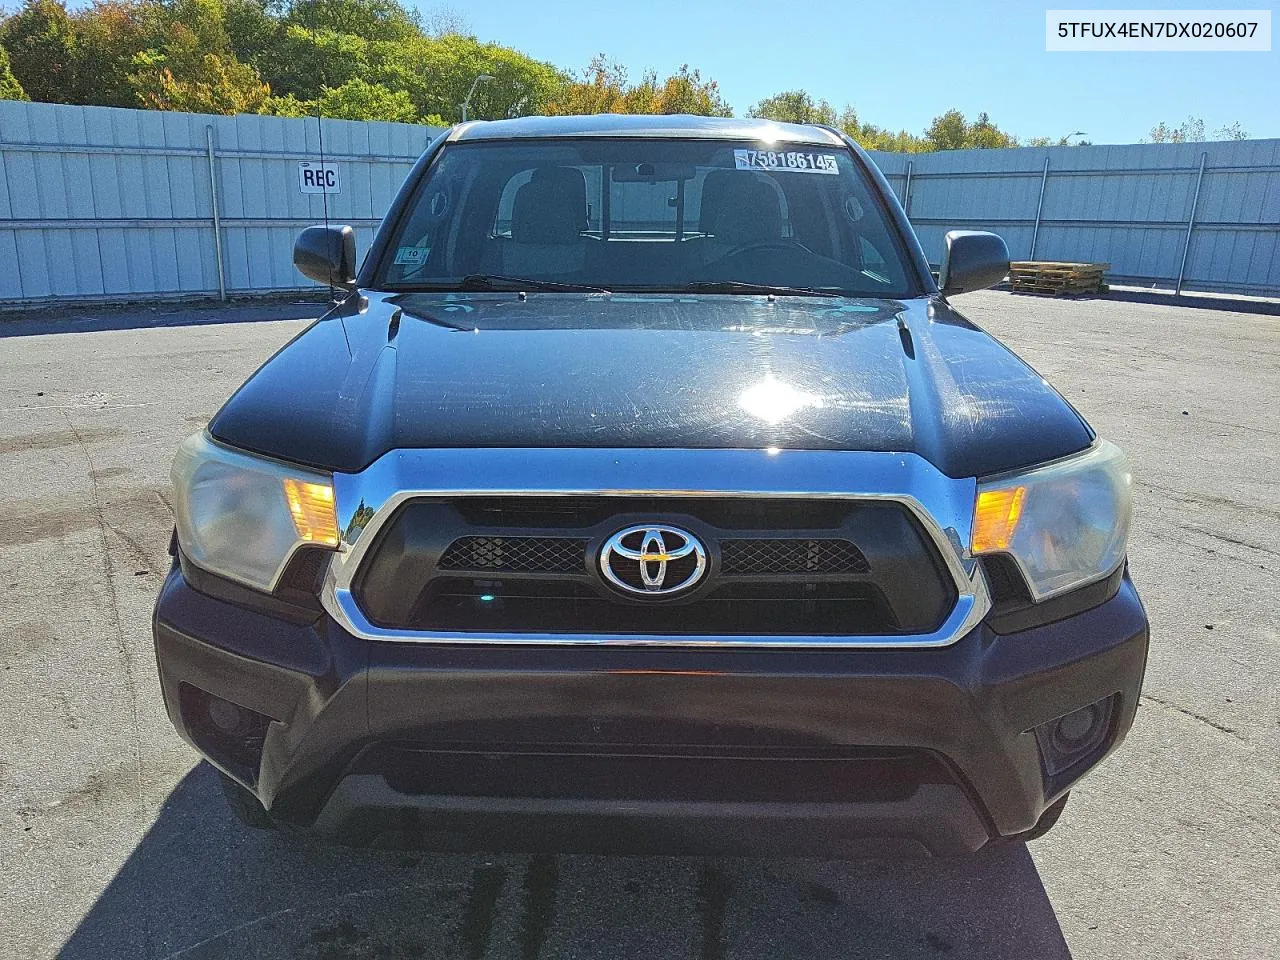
[0, 290, 1276, 959]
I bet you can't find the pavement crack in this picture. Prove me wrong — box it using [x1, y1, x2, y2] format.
[1140, 480, 1280, 522]
[157, 882, 450, 959]
[60, 411, 146, 816]
[103, 518, 163, 575]
[1140, 694, 1247, 742]
[1174, 523, 1280, 558]
[1145, 528, 1278, 573]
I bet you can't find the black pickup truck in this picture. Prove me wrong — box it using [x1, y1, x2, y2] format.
[153, 115, 1147, 856]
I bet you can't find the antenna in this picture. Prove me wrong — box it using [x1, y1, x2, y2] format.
[315, 105, 336, 302]
[308, 0, 338, 303]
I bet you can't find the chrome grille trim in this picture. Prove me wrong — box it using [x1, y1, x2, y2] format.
[320, 448, 990, 648]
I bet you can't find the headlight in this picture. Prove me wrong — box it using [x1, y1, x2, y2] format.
[171, 432, 339, 592]
[971, 441, 1132, 601]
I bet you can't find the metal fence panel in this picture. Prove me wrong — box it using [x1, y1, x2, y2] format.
[2, 101, 1278, 302]
[872, 139, 1280, 295]
[0, 100, 438, 303]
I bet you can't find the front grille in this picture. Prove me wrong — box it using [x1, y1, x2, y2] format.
[415, 578, 889, 635]
[438, 536, 587, 573]
[436, 535, 868, 579]
[721, 538, 869, 575]
[353, 496, 956, 636]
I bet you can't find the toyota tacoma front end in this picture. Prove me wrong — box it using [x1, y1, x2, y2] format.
[152, 115, 1148, 855]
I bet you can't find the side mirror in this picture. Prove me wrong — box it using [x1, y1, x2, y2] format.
[294, 225, 357, 289]
[938, 230, 1009, 295]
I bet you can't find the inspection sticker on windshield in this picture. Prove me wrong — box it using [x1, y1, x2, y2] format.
[734, 150, 839, 174]
[394, 245, 430, 266]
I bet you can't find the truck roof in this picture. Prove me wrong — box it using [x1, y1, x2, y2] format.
[449, 113, 847, 146]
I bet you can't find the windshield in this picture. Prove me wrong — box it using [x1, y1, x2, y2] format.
[373, 138, 920, 298]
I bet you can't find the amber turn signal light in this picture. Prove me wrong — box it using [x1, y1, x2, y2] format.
[282, 478, 339, 546]
[972, 486, 1026, 553]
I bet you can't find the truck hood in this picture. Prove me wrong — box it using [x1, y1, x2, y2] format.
[209, 291, 1093, 479]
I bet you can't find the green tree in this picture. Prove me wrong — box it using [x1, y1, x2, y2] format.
[313, 76, 415, 121]
[1147, 116, 1205, 142]
[260, 90, 308, 115]
[1024, 134, 1091, 147]
[0, 1, 1067, 141]
[872, 129, 929, 152]
[922, 108, 1016, 150]
[373, 32, 564, 122]
[622, 64, 731, 116]
[541, 54, 626, 114]
[128, 0, 270, 113]
[74, 1, 165, 108]
[748, 89, 837, 126]
[421, 3, 466, 37]
[130, 46, 270, 113]
[262, 24, 369, 99]
[264, 83, 442, 123]
[1147, 116, 1248, 142]
[544, 56, 730, 118]
[837, 105, 926, 153]
[0, 42, 29, 99]
[660, 64, 731, 116]
[966, 111, 1016, 149]
[0, 0, 82, 103]
[223, 0, 285, 64]
[749, 92, 970, 152]
[923, 108, 968, 150]
[284, 0, 418, 41]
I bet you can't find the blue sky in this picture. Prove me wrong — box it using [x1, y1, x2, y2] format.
[430, 0, 1278, 143]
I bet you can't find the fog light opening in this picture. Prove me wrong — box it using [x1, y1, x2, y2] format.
[206, 695, 256, 737]
[1034, 695, 1116, 779]
[178, 683, 272, 782]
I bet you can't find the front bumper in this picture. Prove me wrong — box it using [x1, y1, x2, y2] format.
[153, 565, 1148, 856]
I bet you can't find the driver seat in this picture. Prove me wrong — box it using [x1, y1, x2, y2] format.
[503, 166, 588, 276]
[694, 170, 786, 264]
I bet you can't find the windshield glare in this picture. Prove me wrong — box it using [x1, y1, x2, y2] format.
[376, 138, 919, 298]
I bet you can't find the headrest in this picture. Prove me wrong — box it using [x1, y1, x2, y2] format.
[511, 167, 588, 244]
[699, 170, 784, 244]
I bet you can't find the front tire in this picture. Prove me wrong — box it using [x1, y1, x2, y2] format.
[217, 771, 276, 830]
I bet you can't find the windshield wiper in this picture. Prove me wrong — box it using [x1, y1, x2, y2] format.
[385, 274, 612, 294]
[679, 281, 844, 298]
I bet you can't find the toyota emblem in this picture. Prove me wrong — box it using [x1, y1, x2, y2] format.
[599, 524, 708, 597]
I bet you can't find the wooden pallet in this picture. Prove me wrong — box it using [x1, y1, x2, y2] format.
[1009, 261, 1110, 296]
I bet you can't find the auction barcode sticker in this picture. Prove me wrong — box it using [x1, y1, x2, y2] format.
[1046, 10, 1271, 51]
[734, 150, 840, 174]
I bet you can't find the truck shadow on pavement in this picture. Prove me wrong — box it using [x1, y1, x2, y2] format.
[0, 299, 330, 338]
[59, 764, 1072, 960]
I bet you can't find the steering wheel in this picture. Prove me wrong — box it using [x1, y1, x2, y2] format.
[711, 239, 818, 262]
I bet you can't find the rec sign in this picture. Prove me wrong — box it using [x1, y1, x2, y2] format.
[298, 161, 341, 194]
